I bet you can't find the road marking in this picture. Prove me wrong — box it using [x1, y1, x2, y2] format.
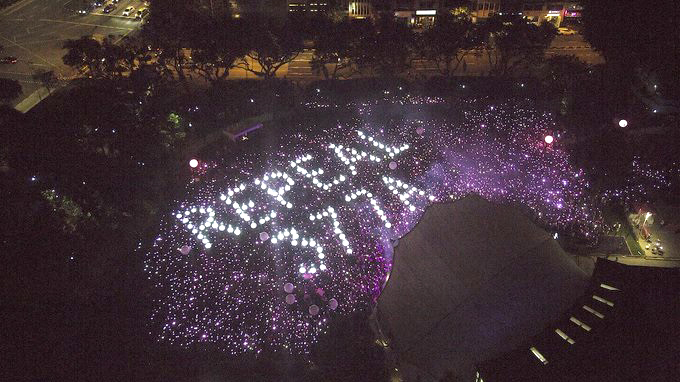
[0, 33, 60, 69]
[0, 70, 34, 76]
[90, 12, 139, 20]
[20, 38, 74, 45]
[0, 0, 36, 16]
[113, 28, 133, 44]
[38, 18, 135, 31]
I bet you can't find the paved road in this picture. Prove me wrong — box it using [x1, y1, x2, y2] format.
[0, 0, 145, 107]
[0, 4, 604, 107]
[285, 34, 603, 81]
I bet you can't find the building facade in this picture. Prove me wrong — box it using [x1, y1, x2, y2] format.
[520, 1, 582, 27]
[469, 0, 501, 22]
[288, 0, 331, 13]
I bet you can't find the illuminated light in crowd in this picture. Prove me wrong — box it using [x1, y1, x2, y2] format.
[146, 97, 604, 356]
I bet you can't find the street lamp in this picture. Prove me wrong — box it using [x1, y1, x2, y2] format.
[618, 119, 628, 128]
[189, 159, 199, 168]
[544, 135, 554, 144]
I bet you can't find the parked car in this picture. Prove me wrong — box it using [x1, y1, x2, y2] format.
[135, 7, 148, 19]
[75, 1, 95, 14]
[557, 27, 577, 35]
[103, 3, 116, 13]
[0, 56, 18, 64]
[122, 6, 134, 16]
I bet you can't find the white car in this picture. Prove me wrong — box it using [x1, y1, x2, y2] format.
[557, 27, 577, 35]
[123, 6, 134, 16]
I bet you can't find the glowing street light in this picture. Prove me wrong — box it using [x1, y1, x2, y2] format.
[544, 135, 554, 144]
[189, 159, 199, 168]
[618, 119, 628, 128]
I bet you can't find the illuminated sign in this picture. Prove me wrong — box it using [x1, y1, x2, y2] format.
[416, 10, 436, 16]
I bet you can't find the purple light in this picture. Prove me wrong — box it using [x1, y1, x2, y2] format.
[146, 96, 601, 355]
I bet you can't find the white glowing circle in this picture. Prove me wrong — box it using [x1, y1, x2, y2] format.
[618, 119, 628, 128]
[189, 159, 199, 168]
[319, 264, 327, 271]
[544, 135, 554, 144]
[299, 267, 306, 274]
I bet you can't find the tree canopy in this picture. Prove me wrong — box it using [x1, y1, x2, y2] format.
[481, 16, 556, 77]
[580, 0, 680, 98]
[0, 78, 22, 104]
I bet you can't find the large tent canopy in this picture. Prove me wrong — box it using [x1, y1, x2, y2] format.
[376, 195, 589, 380]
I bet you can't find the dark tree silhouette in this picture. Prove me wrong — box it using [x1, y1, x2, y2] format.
[311, 19, 368, 80]
[236, 16, 304, 78]
[62, 37, 103, 75]
[420, 12, 480, 78]
[32, 70, 59, 94]
[481, 16, 556, 77]
[0, 78, 22, 103]
[580, 0, 680, 99]
[358, 17, 415, 77]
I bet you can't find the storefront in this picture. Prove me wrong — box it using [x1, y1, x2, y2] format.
[415, 9, 437, 28]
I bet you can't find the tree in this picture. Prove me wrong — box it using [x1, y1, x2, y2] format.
[580, 0, 680, 100]
[116, 36, 153, 75]
[191, 18, 248, 83]
[0, 78, 22, 104]
[236, 16, 304, 78]
[482, 17, 556, 77]
[420, 12, 479, 78]
[142, 0, 195, 81]
[311, 19, 366, 80]
[32, 70, 59, 94]
[356, 17, 415, 77]
[539, 55, 590, 115]
[62, 36, 103, 76]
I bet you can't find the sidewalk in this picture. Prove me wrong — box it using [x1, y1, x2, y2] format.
[14, 85, 52, 113]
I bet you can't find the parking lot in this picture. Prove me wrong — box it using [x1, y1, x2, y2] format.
[91, 0, 148, 19]
[0, 0, 146, 108]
